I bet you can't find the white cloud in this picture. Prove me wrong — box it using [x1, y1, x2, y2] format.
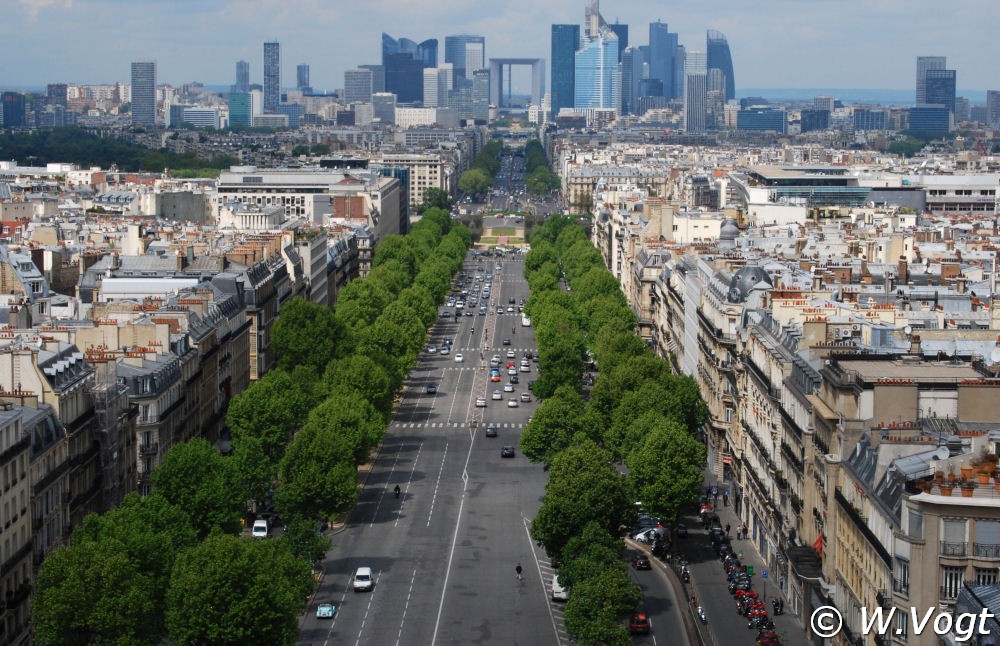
[17, 0, 72, 21]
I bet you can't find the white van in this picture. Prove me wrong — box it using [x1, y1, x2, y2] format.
[251, 519, 268, 539]
[551, 575, 569, 601]
[353, 566, 374, 592]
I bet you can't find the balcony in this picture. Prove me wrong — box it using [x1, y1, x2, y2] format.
[893, 579, 909, 596]
[139, 442, 159, 456]
[974, 543, 1000, 558]
[941, 541, 968, 557]
[941, 585, 962, 601]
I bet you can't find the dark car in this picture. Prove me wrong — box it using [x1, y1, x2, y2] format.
[486, 423, 498, 437]
[502, 337, 511, 345]
[629, 612, 651, 634]
[633, 555, 651, 570]
[509, 374, 519, 384]
[426, 384, 437, 395]
[501, 445, 515, 458]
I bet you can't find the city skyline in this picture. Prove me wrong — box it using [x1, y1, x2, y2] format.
[3, 0, 999, 95]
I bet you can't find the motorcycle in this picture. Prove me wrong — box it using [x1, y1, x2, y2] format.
[697, 606, 707, 624]
[682, 568, 691, 583]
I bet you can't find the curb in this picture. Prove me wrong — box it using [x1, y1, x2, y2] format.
[626, 537, 705, 646]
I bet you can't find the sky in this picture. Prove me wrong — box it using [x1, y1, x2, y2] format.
[4, 0, 999, 96]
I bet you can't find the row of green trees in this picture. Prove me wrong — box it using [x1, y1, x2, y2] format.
[524, 139, 560, 196]
[520, 217, 707, 646]
[0, 127, 239, 173]
[31, 208, 471, 646]
[457, 139, 503, 196]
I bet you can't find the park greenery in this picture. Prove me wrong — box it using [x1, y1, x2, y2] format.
[521, 216, 707, 645]
[457, 138, 503, 196]
[0, 127, 239, 173]
[31, 208, 471, 645]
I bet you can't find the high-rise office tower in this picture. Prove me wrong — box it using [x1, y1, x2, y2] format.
[648, 21, 679, 99]
[575, 1, 619, 110]
[360, 64, 386, 93]
[551, 24, 580, 115]
[988, 90, 1000, 128]
[0, 92, 26, 128]
[344, 68, 374, 104]
[706, 30, 736, 102]
[263, 42, 280, 113]
[916, 56, 946, 105]
[46, 83, 67, 108]
[235, 60, 250, 93]
[423, 68, 449, 107]
[621, 47, 644, 115]
[445, 35, 485, 85]
[228, 92, 254, 128]
[130, 61, 157, 126]
[372, 92, 397, 124]
[297, 64, 310, 90]
[683, 51, 707, 132]
[383, 33, 437, 103]
[924, 68, 956, 113]
[472, 69, 490, 121]
[609, 23, 628, 63]
[674, 45, 686, 100]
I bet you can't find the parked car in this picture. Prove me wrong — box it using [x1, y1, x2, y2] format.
[251, 519, 268, 539]
[352, 566, 374, 592]
[551, 575, 569, 601]
[676, 522, 689, 538]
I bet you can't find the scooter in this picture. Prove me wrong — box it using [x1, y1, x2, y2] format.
[682, 569, 691, 583]
[697, 606, 707, 624]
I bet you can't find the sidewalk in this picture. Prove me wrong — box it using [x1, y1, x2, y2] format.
[704, 479, 808, 645]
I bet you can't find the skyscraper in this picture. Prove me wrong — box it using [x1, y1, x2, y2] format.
[648, 21, 679, 99]
[924, 68, 956, 113]
[444, 35, 485, 85]
[706, 30, 736, 102]
[551, 24, 580, 115]
[234, 60, 250, 93]
[609, 23, 628, 63]
[297, 64, 310, 91]
[423, 68, 448, 107]
[621, 47, 643, 115]
[383, 33, 438, 103]
[344, 68, 374, 104]
[360, 64, 386, 93]
[916, 56, 946, 105]
[575, 1, 619, 110]
[263, 42, 280, 113]
[130, 61, 157, 126]
[228, 92, 253, 128]
[0, 92, 26, 128]
[683, 51, 707, 132]
[988, 90, 1000, 128]
[46, 84, 67, 108]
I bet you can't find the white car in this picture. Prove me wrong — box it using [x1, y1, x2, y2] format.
[492, 390, 503, 400]
[507, 306, 514, 313]
[427, 344, 438, 354]
[353, 566, 374, 592]
[476, 397, 487, 407]
[507, 399, 519, 408]
[503, 383, 514, 392]
[439, 345, 450, 355]
[251, 519, 268, 538]
[506, 350, 515, 359]
[454, 353, 464, 363]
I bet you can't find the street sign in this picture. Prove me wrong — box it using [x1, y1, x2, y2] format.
[762, 569, 768, 579]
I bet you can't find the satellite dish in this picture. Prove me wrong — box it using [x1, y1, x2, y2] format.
[934, 447, 951, 461]
[991, 347, 1000, 365]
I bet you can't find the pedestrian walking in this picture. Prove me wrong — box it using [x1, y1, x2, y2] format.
[515, 563, 523, 581]
[725, 523, 731, 536]
[723, 491, 729, 507]
[742, 524, 748, 539]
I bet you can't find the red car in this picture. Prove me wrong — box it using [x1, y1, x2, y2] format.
[633, 555, 651, 570]
[629, 612, 651, 634]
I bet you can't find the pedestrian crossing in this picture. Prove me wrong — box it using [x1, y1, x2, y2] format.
[392, 421, 525, 429]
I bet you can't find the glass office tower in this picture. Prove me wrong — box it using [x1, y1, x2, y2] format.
[550, 24, 580, 115]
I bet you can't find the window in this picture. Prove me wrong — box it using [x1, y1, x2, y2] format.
[975, 568, 997, 586]
[975, 520, 1000, 557]
[908, 509, 923, 539]
[943, 518, 967, 555]
[896, 610, 909, 640]
[894, 558, 910, 595]
[941, 565, 965, 599]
